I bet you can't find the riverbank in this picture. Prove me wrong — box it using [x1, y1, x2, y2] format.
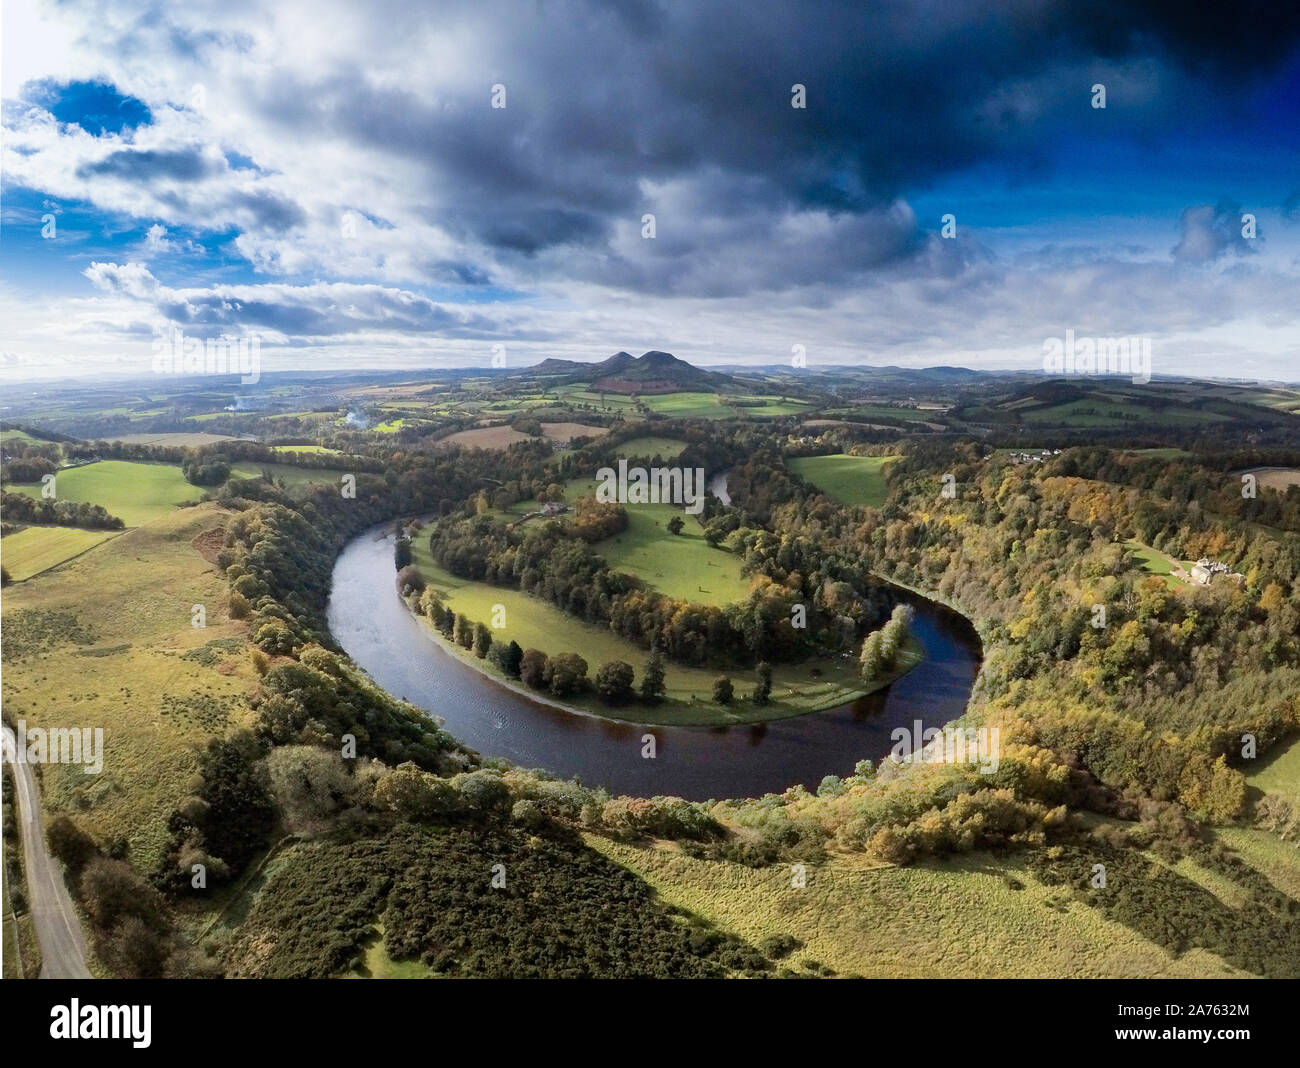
[402, 587, 924, 727]
[329, 526, 983, 798]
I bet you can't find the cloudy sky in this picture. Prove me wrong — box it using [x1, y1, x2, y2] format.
[3, 0, 1299, 382]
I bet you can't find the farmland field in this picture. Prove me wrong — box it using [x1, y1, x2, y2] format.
[540, 422, 608, 443]
[0, 525, 119, 582]
[787, 454, 898, 508]
[271, 444, 342, 455]
[228, 461, 348, 489]
[6, 460, 203, 526]
[644, 392, 735, 419]
[613, 436, 688, 458]
[506, 476, 751, 604]
[105, 432, 240, 446]
[1239, 467, 1300, 492]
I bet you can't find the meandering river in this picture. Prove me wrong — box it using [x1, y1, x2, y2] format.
[327, 526, 982, 799]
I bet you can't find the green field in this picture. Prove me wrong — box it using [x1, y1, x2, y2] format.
[825, 404, 937, 423]
[408, 537, 892, 725]
[271, 444, 342, 455]
[1, 526, 119, 581]
[1247, 734, 1300, 805]
[508, 477, 751, 605]
[228, 461, 348, 489]
[1018, 398, 1228, 428]
[7, 460, 204, 526]
[1125, 540, 1189, 588]
[1126, 448, 1193, 460]
[586, 835, 1269, 977]
[643, 392, 735, 419]
[787, 454, 898, 508]
[613, 436, 688, 459]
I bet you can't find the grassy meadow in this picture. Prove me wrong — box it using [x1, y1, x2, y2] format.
[787, 454, 898, 508]
[1246, 733, 1300, 806]
[584, 837, 1254, 978]
[8, 460, 204, 526]
[228, 460, 348, 489]
[1, 525, 120, 582]
[408, 536, 886, 725]
[505, 476, 752, 605]
[1125, 539, 1191, 588]
[0, 503, 258, 869]
[614, 435, 688, 459]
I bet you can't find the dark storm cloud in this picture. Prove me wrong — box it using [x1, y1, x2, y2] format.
[1067, 0, 1300, 74]
[235, 0, 1300, 290]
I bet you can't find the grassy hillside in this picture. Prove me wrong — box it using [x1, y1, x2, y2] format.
[586, 837, 1259, 978]
[787, 454, 898, 508]
[0, 503, 257, 868]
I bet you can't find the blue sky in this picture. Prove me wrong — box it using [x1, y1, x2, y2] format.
[3, 0, 1299, 382]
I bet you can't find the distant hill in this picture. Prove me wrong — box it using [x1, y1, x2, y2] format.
[521, 351, 739, 393]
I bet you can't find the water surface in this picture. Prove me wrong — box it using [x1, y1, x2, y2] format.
[328, 527, 982, 799]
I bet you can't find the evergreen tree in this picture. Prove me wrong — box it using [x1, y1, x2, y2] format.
[640, 641, 667, 703]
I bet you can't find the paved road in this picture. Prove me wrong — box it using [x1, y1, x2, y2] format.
[2, 726, 92, 978]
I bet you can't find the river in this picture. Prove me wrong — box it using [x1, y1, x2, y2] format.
[327, 526, 982, 799]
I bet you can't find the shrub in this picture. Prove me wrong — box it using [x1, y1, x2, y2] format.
[595, 660, 636, 704]
[547, 652, 589, 697]
[520, 648, 549, 689]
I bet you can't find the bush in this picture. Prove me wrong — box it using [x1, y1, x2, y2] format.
[547, 652, 589, 697]
[46, 815, 99, 881]
[396, 564, 425, 596]
[520, 648, 549, 689]
[712, 675, 734, 705]
[594, 660, 636, 704]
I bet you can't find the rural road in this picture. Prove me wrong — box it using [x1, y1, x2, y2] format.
[2, 725, 92, 979]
